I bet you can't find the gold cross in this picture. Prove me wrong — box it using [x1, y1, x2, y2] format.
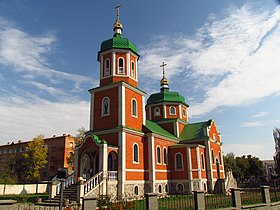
[115, 3, 121, 21]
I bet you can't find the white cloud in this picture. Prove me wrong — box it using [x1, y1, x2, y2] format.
[0, 94, 89, 143]
[252, 111, 269, 118]
[139, 4, 280, 117]
[223, 143, 274, 160]
[240, 121, 262, 127]
[0, 17, 95, 92]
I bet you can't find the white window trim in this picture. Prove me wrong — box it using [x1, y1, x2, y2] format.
[154, 107, 161, 116]
[163, 147, 168, 165]
[175, 152, 184, 171]
[118, 57, 125, 74]
[104, 58, 110, 77]
[101, 97, 110, 117]
[170, 106, 176, 115]
[131, 98, 138, 118]
[182, 108, 186, 117]
[156, 146, 161, 164]
[133, 143, 139, 164]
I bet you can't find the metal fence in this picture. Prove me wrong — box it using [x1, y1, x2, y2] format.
[205, 194, 232, 209]
[270, 186, 280, 202]
[158, 194, 194, 210]
[240, 188, 262, 205]
[97, 195, 146, 210]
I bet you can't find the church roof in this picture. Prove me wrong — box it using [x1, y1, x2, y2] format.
[179, 120, 212, 142]
[99, 33, 138, 55]
[147, 88, 189, 107]
[144, 120, 178, 140]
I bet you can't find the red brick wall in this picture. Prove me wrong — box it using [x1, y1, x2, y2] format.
[169, 147, 189, 180]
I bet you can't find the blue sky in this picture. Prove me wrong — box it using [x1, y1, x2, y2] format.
[0, 0, 280, 160]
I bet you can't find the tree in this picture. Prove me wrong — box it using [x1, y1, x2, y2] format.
[22, 135, 48, 182]
[75, 127, 87, 146]
[274, 128, 280, 174]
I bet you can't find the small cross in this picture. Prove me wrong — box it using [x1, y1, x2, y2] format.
[115, 3, 121, 20]
[160, 61, 167, 75]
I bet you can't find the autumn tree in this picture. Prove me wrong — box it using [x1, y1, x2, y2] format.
[75, 127, 87, 146]
[274, 128, 280, 174]
[22, 135, 48, 182]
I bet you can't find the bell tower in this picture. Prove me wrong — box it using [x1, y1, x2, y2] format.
[97, 4, 140, 88]
[89, 4, 145, 133]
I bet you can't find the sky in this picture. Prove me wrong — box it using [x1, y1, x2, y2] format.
[0, 0, 280, 160]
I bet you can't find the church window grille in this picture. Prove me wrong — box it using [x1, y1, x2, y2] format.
[158, 184, 162, 193]
[154, 107, 160, 116]
[211, 150, 215, 164]
[104, 58, 110, 76]
[131, 61, 135, 78]
[132, 99, 137, 117]
[102, 97, 110, 116]
[176, 183, 184, 193]
[118, 57, 124, 74]
[170, 106, 176, 115]
[133, 143, 139, 163]
[175, 153, 183, 170]
[201, 153, 205, 170]
[163, 147, 167, 164]
[134, 185, 139, 195]
[156, 146, 161, 164]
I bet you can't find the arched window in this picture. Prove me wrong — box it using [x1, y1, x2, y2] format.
[118, 57, 124, 74]
[104, 58, 110, 76]
[158, 184, 162, 193]
[177, 183, 184, 193]
[170, 106, 176, 115]
[175, 153, 183, 170]
[154, 107, 160, 116]
[134, 185, 139, 195]
[211, 150, 215, 164]
[102, 97, 110, 116]
[165, 184, 168, 193]
[201, 153, 205, 170]
[203, 183, 207, 191]
[156, 146, 161, 164]
[182, 108, 186, 117]
[163, 147, 167, 164]
[132, 99, 137, 117]
[133, 144, 139, 163]
[219, 152, 222, 165]
[213, 133, 216, 141]
[131, 61, 135, 77]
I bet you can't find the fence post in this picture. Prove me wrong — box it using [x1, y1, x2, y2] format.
[82, 196, 97, 210]
[231, 188, 241, 210]
[261, 185, 271, 205]
[194, 190, 205, 210]
[145, 193, 158, 210]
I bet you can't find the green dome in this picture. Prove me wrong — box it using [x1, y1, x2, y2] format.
[99, 33, 138, 55]
[147, 89, 189, 107]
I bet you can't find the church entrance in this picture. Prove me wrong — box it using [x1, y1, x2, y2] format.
[81, 151, 99, 180]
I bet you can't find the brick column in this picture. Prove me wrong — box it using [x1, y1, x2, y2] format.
[145, 193, 158, 210]
[194, 190, 205, 210]
[82, 196, 97, 210]
[231, 188, 241, 210]
[261, 185, 271, 205]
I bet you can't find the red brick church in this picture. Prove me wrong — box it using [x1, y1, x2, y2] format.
[74, 6, 224, 198]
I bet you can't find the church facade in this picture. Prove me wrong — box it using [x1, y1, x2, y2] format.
[74, 8, 224, 198]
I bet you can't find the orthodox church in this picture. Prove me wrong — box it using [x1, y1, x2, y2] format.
[74, 6, 224, 198]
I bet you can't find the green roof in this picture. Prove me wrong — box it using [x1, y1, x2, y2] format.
[179, 120, 212, 142]
[99, 33, 138, 55]
[144, 120, 178, 140]
[147, 88, 189, 106]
